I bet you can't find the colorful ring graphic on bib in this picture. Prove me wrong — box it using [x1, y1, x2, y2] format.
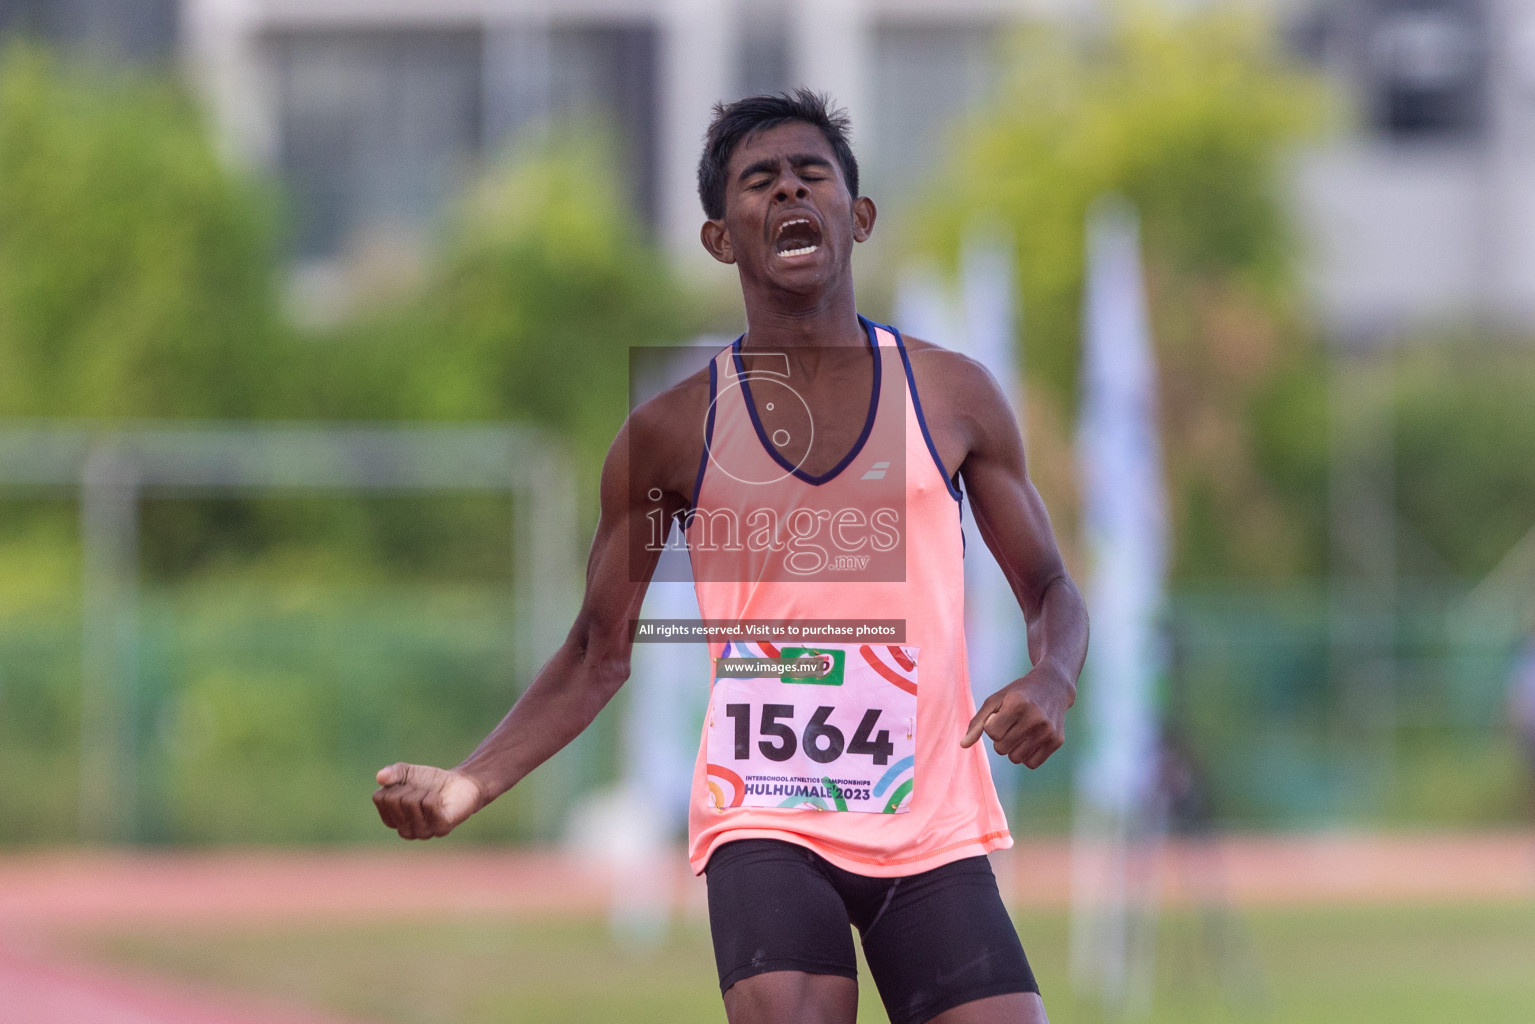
[873, 755, 916, 813]
[721, 640, 782, 661]
[777, 794, 830, 810]
[706, 763, 745, 809]
[706, 642, 918, 814]
[859, 644, 918, 696]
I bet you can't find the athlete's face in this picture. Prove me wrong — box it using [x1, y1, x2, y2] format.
[701, 121, 875, 295]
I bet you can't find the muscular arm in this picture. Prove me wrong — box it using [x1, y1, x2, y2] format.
[373, 403, 694, 839]
[947, 358, 1089, 769]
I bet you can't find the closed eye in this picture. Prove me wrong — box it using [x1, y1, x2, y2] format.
[790, 156, 834, 180]
[737, 153, 836, 190]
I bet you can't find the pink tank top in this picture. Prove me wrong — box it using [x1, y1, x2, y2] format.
[685, 316, 1011, 877]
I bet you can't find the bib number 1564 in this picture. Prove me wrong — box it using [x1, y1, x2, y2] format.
[723, 703, 895, 765]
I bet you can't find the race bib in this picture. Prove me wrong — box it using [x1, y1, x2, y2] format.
[704, 642, 917, 813]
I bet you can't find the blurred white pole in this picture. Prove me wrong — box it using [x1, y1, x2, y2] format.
[958, 230, 1028, 818]
[894, 261, 959, 346]
[603, 537, 706, 943]
[895, 229, 1029, 818]
[182, 0, 280, 168]
[791, 0, 870, 159]
[660, 0, 735, 267]
[600, 342, 719, 942]
[1070, 197, 1167, 1010]
[962, 229, 1023, 438]
[624, 539, 705, 834]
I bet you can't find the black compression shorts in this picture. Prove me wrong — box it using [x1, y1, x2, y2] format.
[704, 838, 1039, 1024]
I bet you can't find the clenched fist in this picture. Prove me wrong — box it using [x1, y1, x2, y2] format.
[959, 666, 1074, 770]
[372, 763, 487, 840]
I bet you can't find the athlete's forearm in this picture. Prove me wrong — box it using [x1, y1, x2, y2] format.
[454, 634, 630, 802]
[1024, 574, 1089, 697]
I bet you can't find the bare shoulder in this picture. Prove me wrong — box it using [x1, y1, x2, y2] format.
[898, 333, 1009, 419]
[621, 358, 715, 501]
[896, 332, 1023, 477]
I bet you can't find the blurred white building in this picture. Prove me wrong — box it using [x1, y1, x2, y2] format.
[177, 0, 1016, 271]
[4, 0, 1535, 342]
[0, 0, 178, 61]
[1291, 0, 1535, 344]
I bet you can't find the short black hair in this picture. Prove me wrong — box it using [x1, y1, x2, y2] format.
[697, 88, 859, 221]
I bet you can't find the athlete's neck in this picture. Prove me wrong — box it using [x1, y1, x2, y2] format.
[739, 280, 865, 351]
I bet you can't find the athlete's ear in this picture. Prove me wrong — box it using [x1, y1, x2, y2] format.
[852, 196, 876, 243]
[700, 219, 735, 264]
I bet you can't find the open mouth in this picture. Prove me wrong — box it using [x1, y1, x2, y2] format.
[773, 216, 822, 259]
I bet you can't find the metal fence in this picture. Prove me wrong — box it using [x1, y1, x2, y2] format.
[0, 422, 579, 844]
[0, 426, 1527, 846]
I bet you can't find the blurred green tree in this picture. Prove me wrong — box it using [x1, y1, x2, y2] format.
[305, 131, 694, 474]
[0, 46, 689, 579]
[289, 130, 697, 576]
[0, 44, 280, 418]
[0, 43, 686, 466]
[1390, 345, 1535, 581]
[0, 60, 694, 842]
[916, 6, 1330, 581]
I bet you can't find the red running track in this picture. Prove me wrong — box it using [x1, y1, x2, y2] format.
[0, 834, 1531, 1024]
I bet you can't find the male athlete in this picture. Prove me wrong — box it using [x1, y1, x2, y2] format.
[374, 90, 1088, 1024]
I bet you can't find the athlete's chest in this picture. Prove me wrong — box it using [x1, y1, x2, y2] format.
[731, 348, 969, 484]
[735, 348, 878, 480]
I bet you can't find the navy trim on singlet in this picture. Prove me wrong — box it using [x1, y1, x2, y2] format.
[730, 315, 883, 487]
[956, 473, 967, 557]
[690, 357, 719, 510]
[880, 319, 965, 502]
